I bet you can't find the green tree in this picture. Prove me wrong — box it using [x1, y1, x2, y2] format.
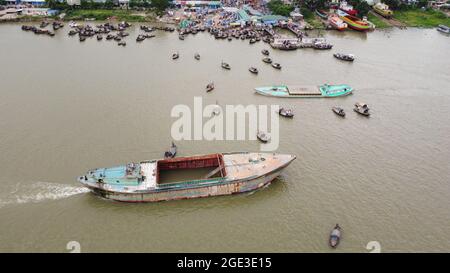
[0, 0, 7, 5]
[267, 0, 294, 17]
[417, 0, 429, 8]
[347, 0, 370, 17]
[384, 0, 401, 10]
[151, 0, 169, 14]
[303, 0, 327, 10]
[104, 0, 114, 9]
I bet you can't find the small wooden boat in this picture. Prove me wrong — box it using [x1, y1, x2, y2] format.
[334, 53, 355, 62]
[272, 63, 282, 69]
[339, 1, 358, 16]
[40, 21, 49, 28]
[79, 36, 86, 42]
[172, 52, 179, 60]
[179, 34, 185, 40]
[257, 131, 271, 143]
[437, 25, 450, 34]
[194, 53, 200, 60]
[313, 42, 333, 50]
[68, 30, 78, 36]
[249, 38, 257, 44]
[262, 57, 272, 64]
[118, 41, 126, 46]
[332, 107, 345, 117]
[249, 67, 258, 74]
[136, 35, 145, 42]
[279, 107, 294, 118]
[206, 82, 214, 92]
[354, 102, 370, 116]
[261, 49, 270, 55]
[329, 224, 341, 248]
[97, 34, 103, 41]
[221, 61, 231, 70]
[164, 142, 177, 159]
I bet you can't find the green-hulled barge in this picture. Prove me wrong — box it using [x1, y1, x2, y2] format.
[255, 84, 353, 98]
[78, 152, 296, 202]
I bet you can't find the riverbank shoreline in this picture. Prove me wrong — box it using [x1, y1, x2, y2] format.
[1, 8, 449, 29]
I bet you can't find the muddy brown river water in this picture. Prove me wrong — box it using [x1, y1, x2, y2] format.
[0, 23, 449, 252]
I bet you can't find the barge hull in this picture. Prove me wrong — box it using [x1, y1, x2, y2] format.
[88, 169, 284, 202]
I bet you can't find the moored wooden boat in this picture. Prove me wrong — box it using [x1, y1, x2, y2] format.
[373, 3, 393, 18]
[339, 1, 358, 16]
[194, 53, 200, 60]
[78, 152, 296, 202]
[316, 9, 329, 19]
[255, 84, 353, 98]
[338, 11, 373, 32]
[437, 25, 450, 34]
[172, 52, 179, 60]
[261, 49, 270, 55]
[328, 14, 348, 31]
[313, 42, 333, 50]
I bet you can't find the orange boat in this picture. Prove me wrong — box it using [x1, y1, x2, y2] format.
[338, 11, 373, 31]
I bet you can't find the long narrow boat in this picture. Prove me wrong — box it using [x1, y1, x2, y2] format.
[78, 152, 296, 202]
[315, 9, 329, 19]
[437, 25, 450, 34]
[255, 84, 353, 98]
[338, 11, 373, 32]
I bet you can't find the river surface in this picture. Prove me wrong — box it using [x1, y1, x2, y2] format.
[0, 23, 449, 252]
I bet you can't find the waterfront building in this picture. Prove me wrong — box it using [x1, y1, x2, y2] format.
[67, 0, 81, 6]
[3, 0, 46, 6]
[173, 0, 221, 9]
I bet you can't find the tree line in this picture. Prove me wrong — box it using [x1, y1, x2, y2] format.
[44, 0, 169, 13]
[268, 0, 437, 18]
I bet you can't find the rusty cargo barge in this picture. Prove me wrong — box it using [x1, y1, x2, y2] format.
[78, 152, 296, 202]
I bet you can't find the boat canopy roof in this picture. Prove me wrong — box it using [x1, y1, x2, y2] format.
[287, 85, 320, 95]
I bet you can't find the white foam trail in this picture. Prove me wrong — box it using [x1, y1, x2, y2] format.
[0, 182, 89, 208]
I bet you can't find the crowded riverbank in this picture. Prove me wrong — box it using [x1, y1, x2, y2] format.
[1, 3, 449, 29]
[0, 22, 449, 251]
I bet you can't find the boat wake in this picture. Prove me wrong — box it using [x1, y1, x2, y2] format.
[0, 182, 89, 208]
